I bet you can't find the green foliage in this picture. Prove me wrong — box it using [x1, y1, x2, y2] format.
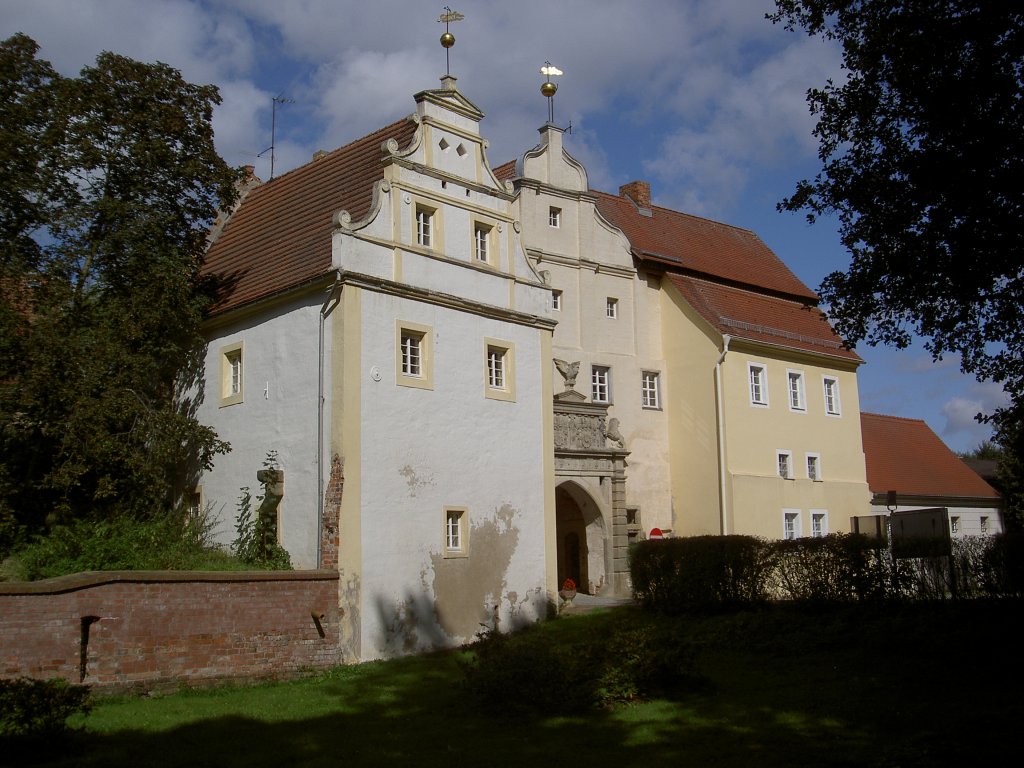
[231, 452, 291, 570]
[0, 677, 90, 741]
[630, 535, 772, 613]
[462, 617, 703, 715]
[0, 508, 244, 581]
[0, 34, 239, 544]
[769, 2, 1024, 504]
[770, 533, 891, 603]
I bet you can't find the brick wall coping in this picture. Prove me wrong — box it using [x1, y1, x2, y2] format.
[0, 569, 339, 596]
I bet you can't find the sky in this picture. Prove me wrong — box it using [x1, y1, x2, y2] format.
[1, 0, 1007, 453]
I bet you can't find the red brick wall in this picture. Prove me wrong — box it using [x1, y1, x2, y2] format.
[0, 570, 342, 692]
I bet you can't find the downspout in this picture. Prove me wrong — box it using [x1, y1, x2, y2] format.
[714, 334, 731, 535]
[317, 272, 343, 568]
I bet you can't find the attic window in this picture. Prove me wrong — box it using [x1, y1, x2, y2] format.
[456, 143, 467, 157]
[438, 137, 450, 151]
[549, 207, 561, 228]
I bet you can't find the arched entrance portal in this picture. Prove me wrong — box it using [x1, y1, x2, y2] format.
[556, 482, 606, 595]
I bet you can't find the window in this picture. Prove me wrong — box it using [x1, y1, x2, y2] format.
[187, 488, 203, 521]
[474, 222, 492, 263]
[811, 511, 828, 537]
[777, 450, 793, 479]
[606, 297, 618, 319]
[823, 376, 841, 415]
[641, 371, 660, 409]
[484, 338, 515, 401]
[980, 516, 989, 534]
[591, 365, 611, 404]
[788, 370, 805, 411]
[415, 205, 433, 247]
[444, 507, 468, 557]
[783, 510, 801, 540]
[219, 341, 244, 407]
[748, 363, 768, 406]
[396, 322, 433, 390]
[951, 516, 960, 534]
[549, 206, 561, 227]
[806, 453, 821, 481]
[551, 290, 562, 311]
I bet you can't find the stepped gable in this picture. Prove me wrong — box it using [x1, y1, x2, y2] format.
[860, 412, 1000, 499]
[203, 117, 418, 315]
[594, 189, 818, 301]
[667, 273, 860, 361]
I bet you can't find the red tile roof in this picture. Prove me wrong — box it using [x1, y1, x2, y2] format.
[594, 190, 818, 301]
[860, 412, 999, 499]
[492, 159, 516, 183]
[203, 117, 417, 315]
[667, 274, 861, 361]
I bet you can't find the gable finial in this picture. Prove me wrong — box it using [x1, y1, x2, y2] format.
[540, 62, 563, 124]
[438, 7, 465, 77]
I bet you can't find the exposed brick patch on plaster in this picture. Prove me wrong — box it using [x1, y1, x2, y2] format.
[321, 453, 344, 571]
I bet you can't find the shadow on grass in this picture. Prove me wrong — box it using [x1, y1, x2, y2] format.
[11, 603, 1023, 768]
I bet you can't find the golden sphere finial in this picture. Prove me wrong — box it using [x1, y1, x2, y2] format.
[440, 31, 455, 49]
[541, 81, 558, 98]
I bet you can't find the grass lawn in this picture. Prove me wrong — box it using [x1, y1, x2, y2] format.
[11, 601, 1022, 768]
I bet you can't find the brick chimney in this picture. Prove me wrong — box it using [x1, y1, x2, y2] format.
[619, 180, 651, 210]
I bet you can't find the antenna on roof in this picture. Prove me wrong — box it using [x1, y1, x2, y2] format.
[438, 7, 464, 77]
[258, 94, 294, 180]
[540, 62, 563, 125]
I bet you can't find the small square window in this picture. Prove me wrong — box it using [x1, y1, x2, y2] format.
[549, 206, 561, 227]
[777, 450, 793, 479]
[591, 365, 611, 404]
[783, 510, 801, 540]
[219, 341, 244, 407]
[444, 507, 468, 557]
[811, 511, 827, 537]
[806, 453, 821, 481]
[551, 290, 562, 311]
[823, 376, 841, 416]
[474, 222, 492, 263]
[606, 297, 618, 319]
[641, 371, 660, 409]
[396, 322, 433, 390]
[788, 370, 805, 411]
[416, 205, 433, 248]
[749, 363, 768, 407]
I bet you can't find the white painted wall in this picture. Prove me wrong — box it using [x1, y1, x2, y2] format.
[196, 292, 329, 568]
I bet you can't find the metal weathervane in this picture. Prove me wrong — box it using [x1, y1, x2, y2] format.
[540, 62, 563, 124]
[438, 7, 465, 76]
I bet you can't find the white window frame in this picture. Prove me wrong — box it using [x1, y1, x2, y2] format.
[783, 509, 801, 540]
[473, 221, 493, 264]
[810, 510, 828, 538]
[551, 289, 562, 311]
[396, 321, 433, 390]
[484, 338, 516, 402]
[606, 297, 618, 319]
[219, 341, 244, 407]
[787, 369, 806, 412]
[806, 452, 822, 482]
[823, 376, 842, 416]
[950, 515, 960, 534]
[443, 507, 468, 558]
[591, 364, 611, 404]
[777, 450, 793, 480]
[415, 204, 434, 248]
[980, 515, 989, 534]
[548, 206, 561, 227]
[641, 370, 661, 410]
[748, 362, 768, 407]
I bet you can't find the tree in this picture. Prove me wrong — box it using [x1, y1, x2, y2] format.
[0, 34, 238, 551]
[770, 2, 1024, 521]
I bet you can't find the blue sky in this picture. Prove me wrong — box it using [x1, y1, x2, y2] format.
[2, 0, 1005, 452]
